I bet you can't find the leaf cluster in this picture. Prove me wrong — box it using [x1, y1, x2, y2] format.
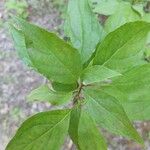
[7, 0, 150, 149]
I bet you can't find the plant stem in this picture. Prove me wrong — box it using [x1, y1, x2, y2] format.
[73, 82, 84, 105]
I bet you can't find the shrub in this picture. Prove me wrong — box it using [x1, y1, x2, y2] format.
[7, 0, 150, 149]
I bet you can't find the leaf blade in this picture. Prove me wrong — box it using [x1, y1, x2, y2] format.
[94, 21, 150, 73]
[12, 17, 82, 84]
[83, 87, 143, 145]
[10, 25, 33, 66]
[6, 109, 71, 150]
[101, 63, 150, 120]
[27, 85, 72, 105]
[69, 106, 107, 150]
[104, 2, 140, 33]
[82, 65, 121, 84]
[65, 0, 105, 63]
[52, 82, 78, 92]
[92, 0, 119, 16]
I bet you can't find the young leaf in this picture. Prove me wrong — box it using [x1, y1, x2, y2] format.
[93, 21, 150, 73]
[65, 0, 104, 63]
[69, 106, 107, 150]
[81, 65, 121, 84]
[83, 87, 143, 144]
[12, 17, 82, 84]
[27, 85, 72, 105]
[101, 63, 150, 120]
[6, 109, 71, 150]
[104, 2, 140, 33]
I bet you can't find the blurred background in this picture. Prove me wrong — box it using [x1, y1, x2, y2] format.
[0, 0, 150, 150]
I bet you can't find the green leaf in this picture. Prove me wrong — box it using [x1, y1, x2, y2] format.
[52, 82, 78, 92]
[10, 25, 33, 66]
[64, 0, 104, 63]
[27, 85, 72, 105]
[12, 17, 82, 84]
[94, 21, 150, 73]
[101, 63, 150, 120]
[104, 2, 140, 33]
[142, 13, 150, 44]
[83, 87, 143, 144]
[81, 65, 121, 84]
[6, 109, 71, 150]
[69, 106, 107, 150]
[142, 13, 150, 23]
[69, 106, 81, 148]
[92, 0, 119, 16]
